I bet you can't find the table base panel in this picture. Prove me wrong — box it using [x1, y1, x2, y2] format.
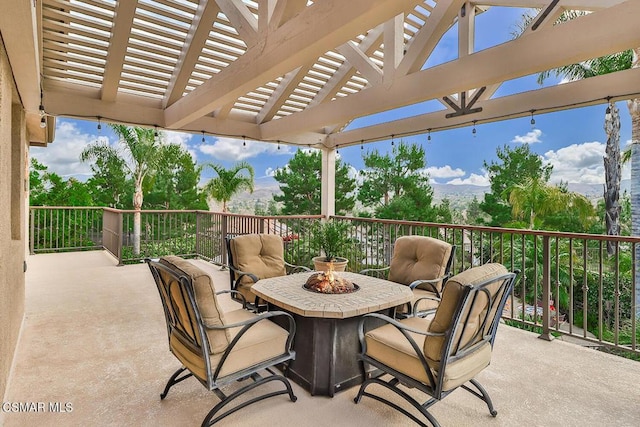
[272, 306, 391, 397]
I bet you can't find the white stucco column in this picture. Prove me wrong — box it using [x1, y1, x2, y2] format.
[320, 147, 336, 219]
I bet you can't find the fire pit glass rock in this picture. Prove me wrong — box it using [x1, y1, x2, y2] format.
[304, 266, 358, 294]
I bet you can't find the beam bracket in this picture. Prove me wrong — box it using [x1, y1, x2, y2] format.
[444, 86, 486, 119]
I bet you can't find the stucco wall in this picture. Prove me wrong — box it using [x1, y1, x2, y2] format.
[0, 38, 27, 402]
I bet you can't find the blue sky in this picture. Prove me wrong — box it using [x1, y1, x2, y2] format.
[31, 7, 633, 190]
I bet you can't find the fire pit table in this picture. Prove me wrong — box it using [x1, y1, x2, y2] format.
[252, 271, 413, 397]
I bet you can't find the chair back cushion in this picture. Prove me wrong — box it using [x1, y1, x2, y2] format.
[159, 256, 230, 355]
[388, 236, 453, 292]
[229, 234, 287, 284]
[423, 263, 509, 362]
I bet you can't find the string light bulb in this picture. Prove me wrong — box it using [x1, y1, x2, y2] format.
[97, 116, 102, 132]
[39, 116, 46, 129]
[472, 120, 477, 137]
[277, 140, 281, 150]
[360, 140, 364, 150]
[530, 109, 536, 128]
[391, 134, 395, 146]
[154, 126, 159, 142]
[39, 91, 45, 116]
[242, 135, 246, 148]
[605, 97, 612, 114]
[201, 131, 205, 143]
[427, 129, 432, 141]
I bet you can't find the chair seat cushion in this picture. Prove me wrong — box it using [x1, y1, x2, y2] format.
[365, 317, 433, 384]
[169, 309, 290, 382]
[215, 309, 290, 377]
[364, 317, 492, 392]
[438, 342, 491, 392]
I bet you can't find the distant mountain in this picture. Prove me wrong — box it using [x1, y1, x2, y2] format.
[222, 179, 630, 213]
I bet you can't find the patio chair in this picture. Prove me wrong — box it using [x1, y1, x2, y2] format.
[360, 235, 456, 317]
[354, 263, 517, 427]
[146, 256, 297, 426]
[226, 234, 310, 310]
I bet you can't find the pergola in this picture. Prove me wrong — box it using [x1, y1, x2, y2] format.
[3, 0, 640, 215]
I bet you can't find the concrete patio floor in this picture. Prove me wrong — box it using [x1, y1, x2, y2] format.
[2, 250, 640, 427]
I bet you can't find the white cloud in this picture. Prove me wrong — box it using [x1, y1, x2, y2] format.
[163, 131, 197, 160]
[511, 128, 542, 144]
[544, 141, 606, 184]
[198, 137, 293, 161]
[265, 167, 276, 177]
[446, 173, 490, 186]
[426, 165, 465, 179]
[30, 120, 101, 180]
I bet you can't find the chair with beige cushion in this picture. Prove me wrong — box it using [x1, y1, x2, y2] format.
[226, 234, 310, 310]
[360, 235, 456, 317]
[146, 256, 297, 426]
[354, 263, 518, 427]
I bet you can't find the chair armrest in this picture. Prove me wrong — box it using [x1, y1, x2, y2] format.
[358, 312, 443, 338]
[284, 261, 311, 273]
[412, 295, 441, 318]
[408, 272, 450, 293]
[215, 289, 248, 309]
[228, 265, 259, 286]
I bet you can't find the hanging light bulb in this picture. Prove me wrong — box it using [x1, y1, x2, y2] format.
[391, 134, 395, 146]
[427, 129, 432, 141]
[154, 125, 159, 142]
[530, 110, 536, 128]
[360, 140, 364, 150]
[242, 135, 246, 148]
[277, 140, 281, 150]
[97, 116, 102, 132]
[39, 91, 45, 116]
[605, 97, 612, 114]
[336, 146, 339, 154]
[472, 121, 477, 137]
[201, 131, 205, 143]
[39, 116, 47, 129]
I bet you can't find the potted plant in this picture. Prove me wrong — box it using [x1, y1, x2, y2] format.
[310, 220, 353, 272]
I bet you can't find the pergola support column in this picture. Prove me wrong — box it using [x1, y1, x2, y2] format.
[321, 147, 336, 219]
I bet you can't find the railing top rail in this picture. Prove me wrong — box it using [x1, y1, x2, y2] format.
[31, 206, 103, 210]
[331, 215, 640, 243]
[101, 208, 325, 220]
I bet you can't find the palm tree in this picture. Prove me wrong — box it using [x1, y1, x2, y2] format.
[203, 162, 255, 212]
[517, 10, 640, 316]
[509, 178, 594, 231]
[81, 124, 162, 255]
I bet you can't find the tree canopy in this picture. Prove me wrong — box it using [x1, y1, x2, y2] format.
[480, 144, 552, 226]
[358, 141, 438, 221]
[203, 161, 255, 212]
[273, 149, 356, 215]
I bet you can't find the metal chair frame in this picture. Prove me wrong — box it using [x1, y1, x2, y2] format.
[147, 258, 298, 426]
[354, 270, 518, 427]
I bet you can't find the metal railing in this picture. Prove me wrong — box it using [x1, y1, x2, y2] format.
[30, 207, 103, 253]
[28, 207, 639, 357]
[333, 216, 639, 356]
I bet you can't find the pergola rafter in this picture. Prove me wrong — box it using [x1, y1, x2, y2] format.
[2, 0, 637, 148]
